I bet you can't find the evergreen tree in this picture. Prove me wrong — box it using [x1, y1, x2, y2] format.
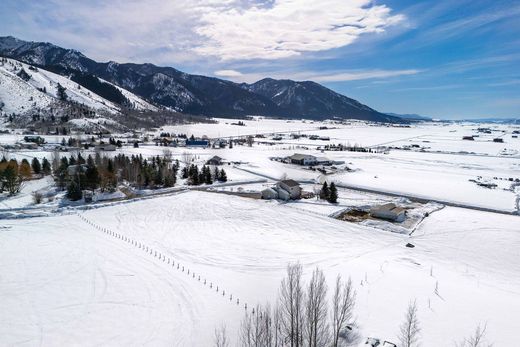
[31, 157, 42, 175]
[320, 182, 330, 200]
[181, 166, 189, 179]
[2, 165, 22, 195]
[19, 159, 32, 179]
[57, 83, 68, 101]
[42, 158, 51, 175]
[154, 167, 164, 186]
[218, 168, 227, 182]
[77, 152, 86, 165]
[55, 157, 69, 190]
[66, 180, 82, 201]
[84, 155, 100, 190]
[203, 165, 212, 184]
[328, 182, 338, 203]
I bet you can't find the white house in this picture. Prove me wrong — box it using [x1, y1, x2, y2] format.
[276, 179, 302, 200]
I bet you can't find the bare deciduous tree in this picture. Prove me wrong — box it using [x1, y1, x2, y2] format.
[456, 324, 492, 347]
[399, 300, 421, 347]
[280, 263, 305, 347]
[331, 275, 357, 347]
[305, 267, 329, 347]
[240, 304, 278, 347]
[182, 151, 193, 164]
[214, 324, 230, 347]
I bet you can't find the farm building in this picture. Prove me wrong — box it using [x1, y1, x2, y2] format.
[186, 140, 209, 147]
[370, 203, 406, 222]
[287, 153, 317, 166]
[206, 156, 224, 165]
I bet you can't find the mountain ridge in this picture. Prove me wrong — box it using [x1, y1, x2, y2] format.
[0, 36, 404, 123]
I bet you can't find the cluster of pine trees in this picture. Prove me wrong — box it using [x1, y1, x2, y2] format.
[320, 182, 338, 203]
[113, 154, 179, 189]
[54, 152, 180, 200]
[0, 157, 51, 195]
[181, 164, 227, 186]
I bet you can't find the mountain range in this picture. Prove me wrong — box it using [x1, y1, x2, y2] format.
[0, 36, 403, 123]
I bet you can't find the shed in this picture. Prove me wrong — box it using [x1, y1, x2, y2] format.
[370, 203, 406, 222]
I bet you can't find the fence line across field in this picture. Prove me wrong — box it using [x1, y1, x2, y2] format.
[77, 213, 246, 310]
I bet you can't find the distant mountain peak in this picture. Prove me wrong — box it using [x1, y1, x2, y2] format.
[0, 36, 405, 123]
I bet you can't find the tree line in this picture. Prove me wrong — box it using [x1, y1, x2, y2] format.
[181, 164, 227, 186]
[52, 152, 180, 200]
[0, 156, 51, 196]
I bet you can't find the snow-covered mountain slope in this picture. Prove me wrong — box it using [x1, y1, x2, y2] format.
[0, 57, 158, 117]
[106, 80, 158, 112]
[0, 62, 55, 115]
[0, 58, 119, 115]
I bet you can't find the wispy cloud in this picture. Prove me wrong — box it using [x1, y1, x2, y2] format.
[194, 0, 405, 60]
[214, 69, 243, 77]
[212, 68, 420, 83]
[2, 0, 404, 63]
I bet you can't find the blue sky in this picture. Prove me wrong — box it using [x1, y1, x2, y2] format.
[1, 0, 519, 119]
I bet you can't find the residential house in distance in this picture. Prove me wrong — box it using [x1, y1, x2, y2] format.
[206, 155, 224, 166]
[261, 179, 302, 201]
[370, 203, 406, 222]
[287, 153, 317, 165]
[277, 179, 302, 200]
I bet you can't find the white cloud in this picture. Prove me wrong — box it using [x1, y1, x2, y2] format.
[214, 69, 243, 77]
[212, 68, 420, 83]
[194, 0, 405, 60]
[6, 0, 404, 63]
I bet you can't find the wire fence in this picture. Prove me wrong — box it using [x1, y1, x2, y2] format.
[77, 213, 248, 310]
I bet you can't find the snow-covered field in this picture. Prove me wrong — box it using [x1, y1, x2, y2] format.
[1, 191, 519, 346]
[1, 118, 520, 346]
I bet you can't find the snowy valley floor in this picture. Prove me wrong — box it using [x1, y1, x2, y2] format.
[1, 191, 519, 346]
